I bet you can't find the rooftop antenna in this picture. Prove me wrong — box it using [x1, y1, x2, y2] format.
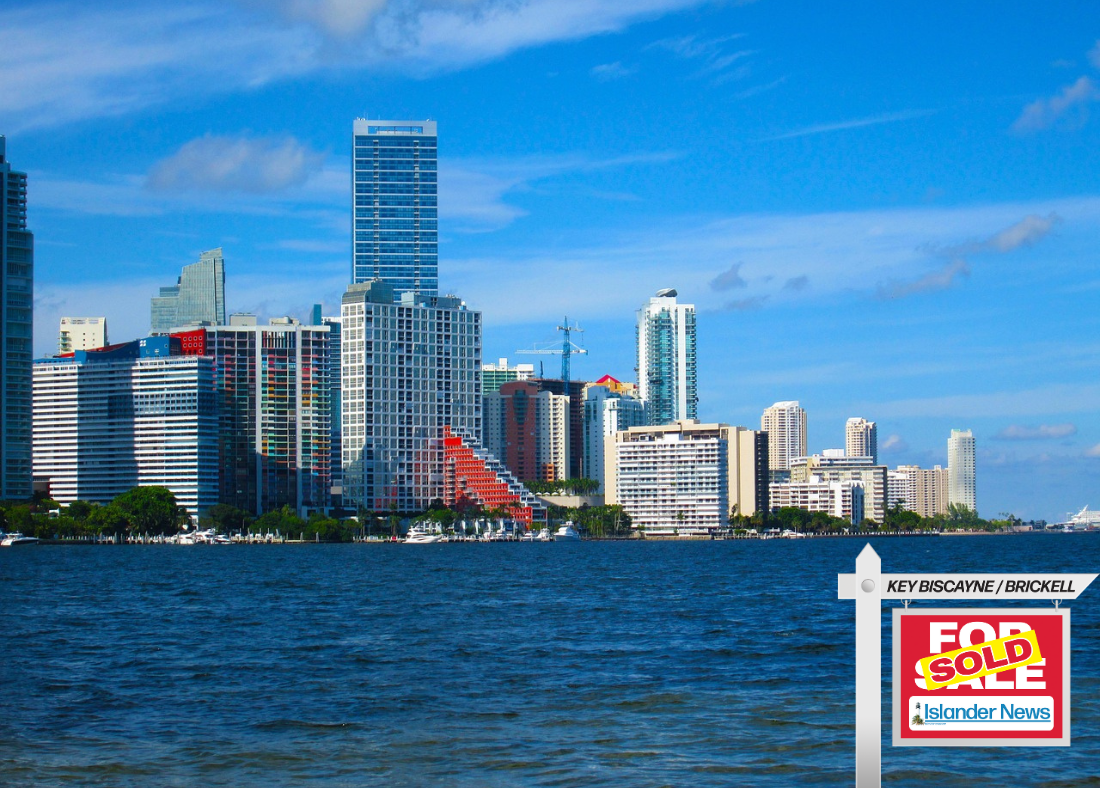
[516, 317, 588, 387]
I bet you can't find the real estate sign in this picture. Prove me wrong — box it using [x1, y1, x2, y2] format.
[893, 607, 1070, 746]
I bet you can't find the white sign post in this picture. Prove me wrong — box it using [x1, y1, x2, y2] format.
[837, 543, 1096, 788]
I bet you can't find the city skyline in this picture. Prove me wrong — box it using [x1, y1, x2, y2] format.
[2, 3, 1098, 520]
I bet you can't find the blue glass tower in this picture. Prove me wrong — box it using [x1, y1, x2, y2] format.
[0, 136, 33, 499]
[352, 119, 438, 297]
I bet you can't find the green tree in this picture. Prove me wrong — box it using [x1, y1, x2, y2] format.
[111, 487, 184, 535]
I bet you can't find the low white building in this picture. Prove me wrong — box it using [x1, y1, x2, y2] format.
[33, 338, 218, 520]
[770, 475, 864, 524]
[604, 420, 768, 536]
[789, 451, 887, 523]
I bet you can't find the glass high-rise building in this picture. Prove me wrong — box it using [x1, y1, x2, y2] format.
[636, 289, 697, 426]
[1, 136, 34, 500]
[150, 248, 227, 332]
[947, 428, 977, 514]
[352, 119, 438, 297]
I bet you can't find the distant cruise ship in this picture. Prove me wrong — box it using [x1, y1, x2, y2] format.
[1055, 506, 1100, 531]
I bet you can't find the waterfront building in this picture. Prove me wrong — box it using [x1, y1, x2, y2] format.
[58, 317, 107, 354]
[352, 119, 438, 297]
[587, 374, 639, 398]
[150, 248, 226, 333]
[321, 311, 343, 507]
[200, 319, 331, 516]
[340, 280, 480, 512]
[481, 357, 535, 395]
[789, 450, 887, 523]
[770, 476, 864, 524]
[484, 380, 570, 482]
[582, 384, 646, 488]
[0, 136, 33, 500]
[442, 427, 546, 523]
[32, 338, 218, 519]
[887, 464, 949, 518]
[604, 420, 768, 537]
[636, 289, 697, 425]
[761, 401, 807, 478]
[845, 417, 878, 464]
[948, 428, 977, 513]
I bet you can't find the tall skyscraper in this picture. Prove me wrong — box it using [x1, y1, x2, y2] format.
[845, 417, 878, 463]
[340, 280, 480, 512]
[150, 248, 227, 332]
[761, 400, 807, 474]
[636, 288, 697, 425]
[352, 119, 438, 297]
[947, 428, 977, 513]
[1, 136, 33, 500]
[58, 317, 108, 354]
[201, 320, 332, 516]
[484, 381, 571, 483]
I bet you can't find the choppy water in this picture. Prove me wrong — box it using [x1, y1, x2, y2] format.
[1, 536, 1098, 787]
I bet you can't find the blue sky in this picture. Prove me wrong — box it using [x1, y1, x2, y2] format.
[2, 0, 1099, 521]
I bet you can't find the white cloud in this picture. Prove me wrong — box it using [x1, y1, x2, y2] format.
[0, 0, 708, 130]
[995, 424, 1077, 440]
[590, 61, 636, 81]
[1087, 443, 1100, 458]
[881, 434, 909, 454]
[876, 213, 1060, 300]
[148, 135, 326, 194]
[765, 109, 935, 141]
[1012, 75, 1100, 133]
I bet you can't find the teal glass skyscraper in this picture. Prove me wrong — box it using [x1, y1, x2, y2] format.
[352, 119, 438, 297]
[150, 248, 227, 332]
[0, 136, 33, 499]
[636, 289, 697, 426]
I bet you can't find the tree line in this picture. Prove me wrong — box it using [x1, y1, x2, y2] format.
[729, 503, 1025, 534]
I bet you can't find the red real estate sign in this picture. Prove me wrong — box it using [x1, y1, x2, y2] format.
[893, 608, 1070, 746]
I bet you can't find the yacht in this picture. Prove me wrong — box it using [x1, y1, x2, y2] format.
[0, 532, 40, 547]
[404, 523, 445, 544]
[553, 523, 581, 541]
[534, 527, 553, 542]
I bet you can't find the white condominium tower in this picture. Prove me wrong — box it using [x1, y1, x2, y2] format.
[636, 288, 697, 426]
[761, 400, 807, 472]
[947, 428, 976, 513]
[340, 280, 481, 512]
[845, 417, 877, 463]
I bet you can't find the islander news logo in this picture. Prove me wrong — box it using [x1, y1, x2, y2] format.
[893, 608, 1070, 746]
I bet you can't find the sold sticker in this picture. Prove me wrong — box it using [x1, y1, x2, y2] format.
[919, 629, 1042, 690]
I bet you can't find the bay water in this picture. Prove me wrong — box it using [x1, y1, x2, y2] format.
[2, 536, 1098, 786]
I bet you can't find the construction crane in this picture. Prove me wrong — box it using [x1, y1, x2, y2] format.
[516, 317, 588, 386]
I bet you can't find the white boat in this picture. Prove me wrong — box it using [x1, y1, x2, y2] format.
[553, 523, 581, 541]
[0, 532, 40, 547]
[534, 527, 553, 542]
[404, 523, 445, 544]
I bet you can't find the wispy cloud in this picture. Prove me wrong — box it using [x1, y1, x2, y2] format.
[782, 275, 809, 292]
[877, 213, 1061, 300]
[1087, 443, 1100, 458]
[766, 109, 936, 141]
[147, 135, 326, 194]
[735, 76, 786, 99]
[881, 434, 909, 454]
[1012, 75, 1100, 133]
[709, 262, 747, 291]
[0, 0, 708, 130]
[590, 61, 636, 81]
[995, 423, 1077, 440]
[648, 32, 755, 84]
